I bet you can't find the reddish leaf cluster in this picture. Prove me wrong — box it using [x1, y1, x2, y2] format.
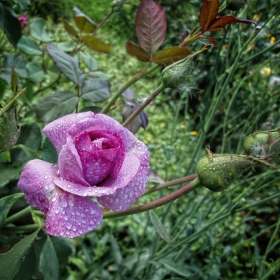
[126, 0, 192, 66]
[199, 0, 256, 33]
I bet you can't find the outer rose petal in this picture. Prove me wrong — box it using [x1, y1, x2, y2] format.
[43, 112, 95, 153]
[46, 190, 103, 238]
[58, 141, 90, 186]
[98, 149, 150, 211]
[17, 159, 58, 213]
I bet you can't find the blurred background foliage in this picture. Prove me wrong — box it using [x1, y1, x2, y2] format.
[1, 0, 280, 279]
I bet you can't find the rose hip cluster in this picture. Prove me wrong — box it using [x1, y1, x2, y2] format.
[18, 113, 150, 238]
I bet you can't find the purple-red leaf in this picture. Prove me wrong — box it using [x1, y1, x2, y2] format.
[73, 7, 97, 34]
[203, 36, 219, 46]
[61, 19, 79, 39]
[81, 35, 111, 53]
[152, 47, 192, 66]
[208, 16, 257, 31]
[199, 0, 219, 31]
[125, 41, 150, 62]
[135, 0, 167, 53]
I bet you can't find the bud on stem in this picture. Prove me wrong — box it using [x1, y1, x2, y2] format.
[243, 128, 280, 158]
[196, 149, 254, 192]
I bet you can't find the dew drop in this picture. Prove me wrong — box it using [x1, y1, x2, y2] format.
[62, 201, 68, 208]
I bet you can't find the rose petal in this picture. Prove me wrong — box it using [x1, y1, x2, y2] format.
[46, 190, 103, 238]
[54, 153, 140, 197]
[95, 114, 150, 160]
[76, 131, 125, 185]
[17, 159, 58, 213]
[98, 152, 150, 211]
[58, 140, 90, 186]
[43, 112, 95, 153]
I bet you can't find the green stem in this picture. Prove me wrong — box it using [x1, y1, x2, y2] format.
[103, 177, 202, 219]
[34, 73, 61, 96]
[144, 174, 197, 195]
[122, 82, 165, 127]
[0, 87, 27, 115]
[2, 224, 40, 233]
[4, 206, 32, 225]
[101, 64, 160, 114]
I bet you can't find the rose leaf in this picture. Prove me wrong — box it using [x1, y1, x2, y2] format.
[81, 35, 111, 53]
[29, 18, 52, 42]
[0, 229, 40, 280]
[199, 0, 219, 32]
[207, 16, 257, 32]
[61, 19, 79, 38]
[81, 78, 111, 103]
[80, 52, 99, 71]
[46, 44, 85, 85]
[152, 46, 192, 66]
[17, 36, 42, 56]
[135, 0, 167, 53]
[125, 41, 150, 62]
[35, 91, 78, 122]
[73, 7, 97, 34]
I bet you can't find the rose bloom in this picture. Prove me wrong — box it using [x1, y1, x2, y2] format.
[18, 14, 28, 29]
[18, 113, 150, 238]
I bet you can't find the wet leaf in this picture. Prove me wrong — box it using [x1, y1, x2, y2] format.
[135, 0, 166, 53]
[152, 46, 192, 66]
[73, 7, 97, 34]
[125, 41, 150, 62]
[199, 0, 219, 31]
[39, 236, 59, 280]
[0, 229, 40, 280]
[81, 35, 111, 53]
[0, 193, 24, 229]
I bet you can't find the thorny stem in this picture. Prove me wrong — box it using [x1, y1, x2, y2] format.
[103, 177, 202, 219]
[122, 82, 165, 127]
[144, 174, 197, 195]
[101, 64, 160, 114]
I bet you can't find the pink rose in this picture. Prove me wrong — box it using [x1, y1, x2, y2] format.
[18, 112, 150, 238]
[18, 14, 28, 29]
